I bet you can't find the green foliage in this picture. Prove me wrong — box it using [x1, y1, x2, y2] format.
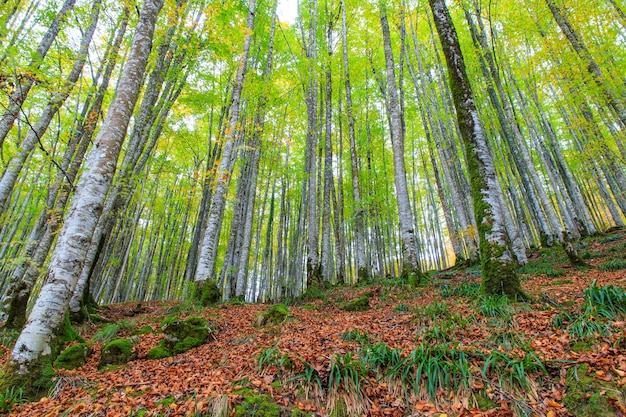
[257, 344, 292, 372]
[0, 386, 24, 413]
[417, 324, 453, 343]
[598, 258, 626, 271]
[339, 295, 369, 312]
[289, 361, 322, 392]
[597, 234, 621, 244]
[584, 281, 626, 319]
[300, 285, 327, 301]
[482, 350, 546, 393]
[487, 331, 525, 351]
[0, 330, 19, 348]
[53, 343, 92, 370]
[397, 343, 472, 399]
[393, 303, 410, 312]
[98, 338, 137, 369]
[361, 342, 403, 378]
[328, 352, 366, 393]
[92, 320, 133, 343]
[340, 329, 370, 345]
[477, 296, 514, 319]
[568, 316, 609, 340]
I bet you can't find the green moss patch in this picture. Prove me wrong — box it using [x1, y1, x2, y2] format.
[564, 364, 620, 417]
[98, 338, 137, 369]
[340, 295, 370, 312]
[162, 316, 209, 355]
[146, 346, 171, 360]
[194, 280, 221, 306]
[233, 393, 280, 417]
[54, 343, 92, 370]
[257, 304, 289, 326]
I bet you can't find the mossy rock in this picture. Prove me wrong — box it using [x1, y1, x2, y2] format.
[54, 343, 92, 370]
[194, 280, 221, 306]
[233, 394, 280, 417]
[564, 364, 621, 417]
[257, 304, 289, 326]
[146, 346, 171, 360]
[162, 316, 209, 355]
[340, 295, 370, 312]
[98, 338, 137, 369]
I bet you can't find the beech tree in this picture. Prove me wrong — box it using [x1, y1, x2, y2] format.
[428, 0, 525, 299]
[1, 0, 163, 397]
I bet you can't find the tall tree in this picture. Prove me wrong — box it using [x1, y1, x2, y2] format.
[379, 3, 424, 282]
[194, 0, 257, 299]
[1, 0, 163, 397]
[428, 0, 525, 299]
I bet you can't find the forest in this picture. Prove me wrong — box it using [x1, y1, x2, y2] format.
[0, 0, 626, 415]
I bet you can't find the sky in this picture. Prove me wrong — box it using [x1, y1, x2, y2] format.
[277, 0, 298, 24]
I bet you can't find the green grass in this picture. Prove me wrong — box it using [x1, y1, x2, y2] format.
[598, 258, 626, 271]
[0, 387, 24, 413]
[340, 329, 370, 346]
[477, 296, 514, 319]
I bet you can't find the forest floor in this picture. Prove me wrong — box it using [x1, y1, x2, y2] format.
[2, 230, 626, 417]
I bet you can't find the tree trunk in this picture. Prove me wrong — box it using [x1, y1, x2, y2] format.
[428, 0, 525, 299]
[2, 0, 162, 398]
[380, 5, 424, 282]
[195, 0, 256, 292]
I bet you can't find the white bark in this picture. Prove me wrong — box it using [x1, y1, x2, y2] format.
[380, 6, 421, 277]
[8, 0, 162, 369]
[195, 0, 256, 284]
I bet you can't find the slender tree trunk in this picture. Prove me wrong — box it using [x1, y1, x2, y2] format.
[428, 0, 525, 299]
[380, 5, 424, 282]
[2, 0, 162, 398]
[195, 0, 256, 294]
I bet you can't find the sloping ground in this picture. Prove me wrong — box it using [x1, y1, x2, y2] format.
[2, 230, 626, 417]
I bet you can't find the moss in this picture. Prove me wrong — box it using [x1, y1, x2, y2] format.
[146, 346, 171, 360]
[233, 394, 280, 417]
[98, 338, 137, 369]
[0, 356, 55, 401]
[571, 341, 591, 353]
[162, 316, 209, 355]
[1, 281, 29, 330]
[194, 280, 221, 306]
[257, 304, 289, 326]
[59, 313, 85, 345]
[564, 364, 619, 417]
[172, 336, 205, 355]
[340, 295, 370, 312]
[475, 393, 497, 410]
[53, 343, 92, 370]
[136, 325, 154, 335]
